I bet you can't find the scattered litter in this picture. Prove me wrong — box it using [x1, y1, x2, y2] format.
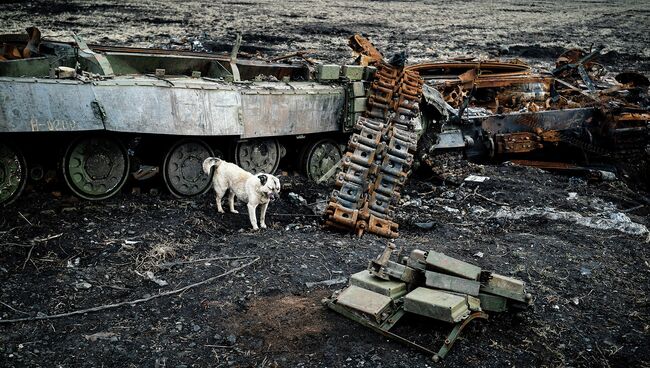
[66, 257, 80, 268]
[580, 267, 592, 276]
[567, 192, 578, 200]
[403, 198, 422, 207]
[288, 192, 307, 205]
[440, 191, 455, 199]
[74, 281, 92, 290]
[464, 175, 489, 183]
[442, 206, 460, 214]
[305, 277, 347, 288]
[415, 222, 434, 230]
[144, 271, 168, 287]
[308, 200, 327, 215]
[148, 245, 176, 261]
[470, 206, 488, 215]
[474, 251, 484, 258]
[84, 332, 119, 342]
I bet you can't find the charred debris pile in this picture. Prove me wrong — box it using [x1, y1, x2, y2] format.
[324, 35, 649, 239]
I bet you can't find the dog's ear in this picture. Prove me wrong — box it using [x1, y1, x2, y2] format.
[257, 174, 268, 186]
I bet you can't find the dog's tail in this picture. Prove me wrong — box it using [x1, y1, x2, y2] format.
[202, 157, 222, 179]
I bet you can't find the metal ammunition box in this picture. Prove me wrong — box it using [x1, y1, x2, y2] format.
[350, 270, 407, 299]
[342, 65, 365, 80]
[316, 64, 341, 80]
[425, 271, 481, 296]
[350, 81, 366, 97]
[336, 285, 394, 322]
[425, 251, 481, 280]
[478, 293, 508, 312]
[378, 260, 421, 284]
[352, 97, 368, 113]
[465, 294, 482, 311]
[403, 287, 470, 323]
[480, 273, 526, 302]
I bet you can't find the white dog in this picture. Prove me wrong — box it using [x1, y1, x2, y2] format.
[202, 157, 281, 230]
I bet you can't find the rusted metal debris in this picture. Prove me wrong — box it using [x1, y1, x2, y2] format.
[412, 50, 650, 161]
[416, 48, 649, 192]
[0, 27, 41, 61]
[509, 160, 617, 181]
[326, 36, 648, 239]
[325, 39, 424, 238]
[348, 34, 383, 66]
[324, 243, 532, 361]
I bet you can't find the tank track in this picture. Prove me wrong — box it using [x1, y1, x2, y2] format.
[325, 62, 423, 238]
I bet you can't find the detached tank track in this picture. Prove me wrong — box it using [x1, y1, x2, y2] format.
[325, 62, 423, 238]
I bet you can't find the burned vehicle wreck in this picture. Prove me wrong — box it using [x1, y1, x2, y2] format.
[325, 38, 649, 238]
[2, 29, 647, 213]
[0, 28, 375, 205]
[416, 56, 649, 184]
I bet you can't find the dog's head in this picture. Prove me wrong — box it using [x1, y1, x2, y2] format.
[257, 174, 281, 201]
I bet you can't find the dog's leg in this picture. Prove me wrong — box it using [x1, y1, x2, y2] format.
[228, 191, 239, 213]
[259, 202, 269, 229]
[247, 203, 259, 231]
[215, 187, 226, 213]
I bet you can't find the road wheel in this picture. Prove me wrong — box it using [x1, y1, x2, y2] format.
[234, 138, 281, 174]
[163, 138, 214, 197]
[299, 138, 342, 183]
[62, 136, 129, 200]
[0, 143, 27, 206]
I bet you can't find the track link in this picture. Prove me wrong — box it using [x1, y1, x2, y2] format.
[325, 62, 423, 237]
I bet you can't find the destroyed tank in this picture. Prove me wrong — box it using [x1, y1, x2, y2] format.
[324, 40, 649, 238]
[0, 28, 373, 205]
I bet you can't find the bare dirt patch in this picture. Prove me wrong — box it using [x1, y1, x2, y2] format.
[229, 292, 332, 354]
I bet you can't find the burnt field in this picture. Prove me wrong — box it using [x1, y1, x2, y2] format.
[2, 0, 649, 72]
[2, 1, 650, 367]
[1, 166, 649, 368]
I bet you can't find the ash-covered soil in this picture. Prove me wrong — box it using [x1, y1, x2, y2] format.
[1, 165, 649, 368]
[1, 1, 650, 367]
[1, 0, 649, 72]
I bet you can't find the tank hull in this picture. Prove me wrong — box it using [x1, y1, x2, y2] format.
[0, 77, 345, 137]
[0, 29, 365, 203]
